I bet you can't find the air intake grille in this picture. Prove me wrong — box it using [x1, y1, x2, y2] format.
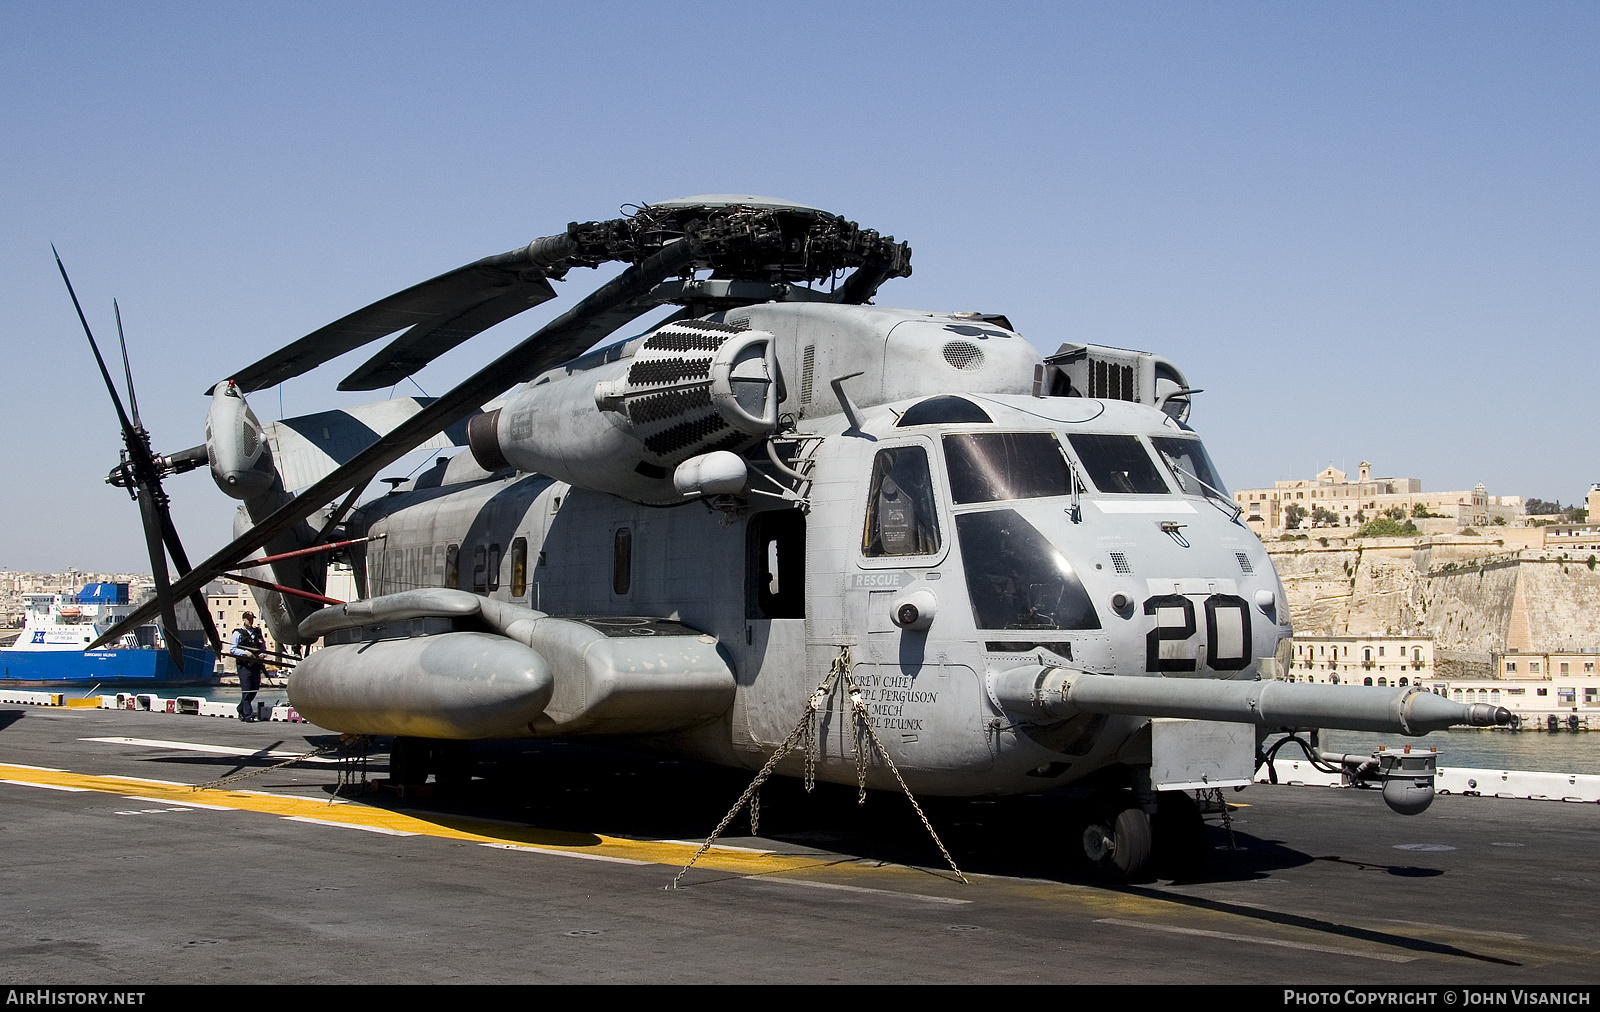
[1235, 552, 1254, 574]
[943, 342, 985, 370]
[1109, 552, 1132, 574]
[1089, 360, 1135, 400]
[800, 344, 815, 405]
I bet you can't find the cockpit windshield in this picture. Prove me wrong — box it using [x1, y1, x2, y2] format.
[1150, 436, 1231, 502]
[943, 432, 1073, 504]
[1065, 433, 1170, 495]
[955, 510, 1101, 631]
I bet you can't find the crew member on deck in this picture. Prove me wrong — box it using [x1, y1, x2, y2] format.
[229, 611, 267, 722]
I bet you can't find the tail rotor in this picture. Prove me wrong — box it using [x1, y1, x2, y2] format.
[53, 247, 222, 670]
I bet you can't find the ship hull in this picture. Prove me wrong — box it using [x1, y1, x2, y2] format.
[0, 646, 218, 688]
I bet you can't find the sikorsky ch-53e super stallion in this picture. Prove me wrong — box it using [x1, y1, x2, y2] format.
[75, 195, 1511, 880]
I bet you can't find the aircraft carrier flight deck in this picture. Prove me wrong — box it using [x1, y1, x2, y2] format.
[3, 702, 1597, 985]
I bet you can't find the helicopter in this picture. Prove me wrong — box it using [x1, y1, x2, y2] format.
[77, 194, 1511, 881]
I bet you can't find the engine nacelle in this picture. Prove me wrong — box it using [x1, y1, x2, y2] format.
[206, 381, 276, 499]
[472, 320, 781, 504]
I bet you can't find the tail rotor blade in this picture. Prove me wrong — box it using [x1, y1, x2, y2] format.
[54, 247, 139, 441]
[137, 490, 185, 672]
[114, 299, 142, 430]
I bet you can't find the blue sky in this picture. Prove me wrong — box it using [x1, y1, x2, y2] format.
[2, 2, 1596, 572]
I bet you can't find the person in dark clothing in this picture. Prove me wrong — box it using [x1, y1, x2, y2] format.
[229, 611, 267, 722]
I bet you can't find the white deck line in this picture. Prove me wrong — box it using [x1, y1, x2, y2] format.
[1096, 918, 1415, 963]
[82, 736, 339, 763]
[282, 815, 417, 837]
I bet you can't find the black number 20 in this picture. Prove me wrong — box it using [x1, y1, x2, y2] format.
[1145, 594, 1252, 672]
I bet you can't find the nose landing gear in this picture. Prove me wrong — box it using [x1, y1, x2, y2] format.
[1081, 801, 1153, 881]
[1081, 789, 1209, 882]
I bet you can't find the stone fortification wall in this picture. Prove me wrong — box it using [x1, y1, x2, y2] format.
[1511, 556, 1600, 652]
[1265, 538, 1600, 654]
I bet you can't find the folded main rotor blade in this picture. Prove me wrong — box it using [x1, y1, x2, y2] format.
[224, 252, 559, 394]
[337, 286, 561, 391]
[91, 237, 700, 649]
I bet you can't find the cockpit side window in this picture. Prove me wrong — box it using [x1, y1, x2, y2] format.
[1065, 433, 1170, 495]
[1150, 436, 1230, 501]
[943, 431, 1072, 504]
[955, 509, 1100, 631]
[863, 446, 941, 557]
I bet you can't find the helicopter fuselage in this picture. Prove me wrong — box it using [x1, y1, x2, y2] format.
[347, 328, 1288, 797]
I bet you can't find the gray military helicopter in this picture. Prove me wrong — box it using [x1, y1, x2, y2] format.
[82, 195, 1510, 880]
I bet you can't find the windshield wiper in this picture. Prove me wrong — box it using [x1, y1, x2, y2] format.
[1161, 453, 1243, 521]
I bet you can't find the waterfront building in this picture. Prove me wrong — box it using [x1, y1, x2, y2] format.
[206, 581, 280, 669]
[1234, 461, 1522, 535]
[1284, 635, 1600, 722]
[1286, 634, 1437, 688]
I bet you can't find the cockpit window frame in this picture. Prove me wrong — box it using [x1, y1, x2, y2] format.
[856, 436, 951, 570]
[941, 430, 1076, 506]
[1064, 432, 1175, 496]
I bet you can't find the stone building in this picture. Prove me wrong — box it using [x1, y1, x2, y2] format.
[1234, 461, 1522, 535]
[205, 581, 280, 670]
[1286, 634, 1437, 688]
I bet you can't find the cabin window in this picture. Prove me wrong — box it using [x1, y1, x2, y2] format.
[1065, 434, 1170, 495]
[472, 545, 489, 593]
[747, 510, 806, 619]
[613, 528, 632, 595]
[942, 432, 1072, 504]
[445, 544, 460, 588]
[955, 509, 1100, 631]
[1150, 437, 1231, 502]
[487, 543, 501, 592]
[510, 538, 528, 598]
[862, 446, 940, 557]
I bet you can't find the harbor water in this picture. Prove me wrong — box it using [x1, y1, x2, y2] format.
[1324, 727, 1600, 775]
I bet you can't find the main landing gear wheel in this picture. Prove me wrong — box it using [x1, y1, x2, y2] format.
[1081, 799, 1153, 882]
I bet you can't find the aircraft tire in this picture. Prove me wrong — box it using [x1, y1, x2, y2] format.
[1153, 790, 1207, 880]
[1081, 798, 1154, 882]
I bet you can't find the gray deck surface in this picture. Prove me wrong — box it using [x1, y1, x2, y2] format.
[2, 704, 1596, 984]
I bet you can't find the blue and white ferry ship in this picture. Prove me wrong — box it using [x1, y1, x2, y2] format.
[1, 583, 217, 687]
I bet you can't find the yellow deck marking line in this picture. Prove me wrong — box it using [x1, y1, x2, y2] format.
[284, 815, 418, 837]
[1096, 918, 1416, 963]
[481, 842, 651, 865]
[0, 761, 960, 892]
